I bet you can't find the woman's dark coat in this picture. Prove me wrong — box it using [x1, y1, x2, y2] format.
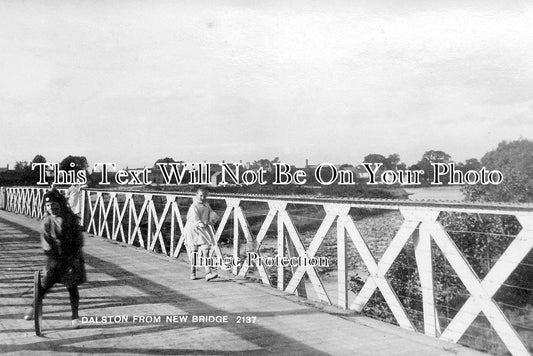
[41, 213, 87, 288]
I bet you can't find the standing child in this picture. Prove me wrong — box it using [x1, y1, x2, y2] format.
[184, 186, 219, 281]
[65, 183, 88, 219]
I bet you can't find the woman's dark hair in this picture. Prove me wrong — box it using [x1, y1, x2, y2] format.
[44, 189, 82, 247]
[43, 189, 67, 207]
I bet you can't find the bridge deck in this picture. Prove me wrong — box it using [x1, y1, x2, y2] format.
[0, 211, 486, 356]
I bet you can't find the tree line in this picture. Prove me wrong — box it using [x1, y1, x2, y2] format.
[2, 139, 532, 202]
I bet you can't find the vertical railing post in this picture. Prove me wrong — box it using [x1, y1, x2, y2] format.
[232, 202, 240, 275]
[277, 210, 285, 290]
[111, 193, 117, 240]
[0, 187, 5, 210]
[223, 198, 241, 275]
[80, 188, 86, 229]
[274, 201, 288, 291]
[285, 233, 307, 298]
[415, 217, 437, 336]
[337, 214, 348, 309]
[128, 195, 133, 244]
[145, 194, 152, 249]
[98, 193, 104, 236]
[147, 195, 153, 249]
[38, 188, 44, 220]
[403, 209, 441, 337]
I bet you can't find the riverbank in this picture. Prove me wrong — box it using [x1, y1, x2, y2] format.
[404, 186, 465, 201]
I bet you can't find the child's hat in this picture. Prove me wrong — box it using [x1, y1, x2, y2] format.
[44, 189, 65, 204]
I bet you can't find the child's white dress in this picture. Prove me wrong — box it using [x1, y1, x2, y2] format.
[183, 197, 218, 247]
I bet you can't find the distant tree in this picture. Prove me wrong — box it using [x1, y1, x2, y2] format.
[386, 153, 407, 170]
[363, 154, 387, 165]
[386, 154, 400, 169]
[456, 158, 482, 174]
[414, 150, 452, 184]
[14, 161, 29, 171]
[363, 154, 388, 176]
[408, 163, 421, 171]
[256, 159, 271, 169]
[31, 154, 46, 164]
[463, 158, 482, 171]
[339, 163, 354, 170]
[153, 157, 180, 167]
[364, 153, 406, 171]
[464, 139, 533, 202]
[421, 150, 451, 163]
[396, 162, 407, 171]
[251, 158, 281, 172]
[59, 156, 88, 172]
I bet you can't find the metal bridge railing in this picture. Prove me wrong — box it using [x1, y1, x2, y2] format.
[1, 186, 532, 356]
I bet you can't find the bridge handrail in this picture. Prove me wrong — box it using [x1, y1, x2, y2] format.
[3, 185, 533, 213]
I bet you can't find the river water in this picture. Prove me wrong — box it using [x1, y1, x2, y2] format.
[403, 186, 465, 202]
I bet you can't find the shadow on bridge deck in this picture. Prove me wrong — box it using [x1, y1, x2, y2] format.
[0, 211, 486, 356]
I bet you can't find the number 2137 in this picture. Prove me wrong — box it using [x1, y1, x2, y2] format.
[236, 316, 256, 323]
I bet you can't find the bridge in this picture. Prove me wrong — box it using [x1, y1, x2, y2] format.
[0, 186, 531, 355]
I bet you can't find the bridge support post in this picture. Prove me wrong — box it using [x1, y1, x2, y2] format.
[80, 188, 86, 229]
[408, 210, 441, 337]
[277, 208, 285, 290]
[337, 214, 348, 309]
[285, 233, 307, 298]
[0, 187, 5, 210]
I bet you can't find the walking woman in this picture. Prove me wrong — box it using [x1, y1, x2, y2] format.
[24, 189, 87, 328]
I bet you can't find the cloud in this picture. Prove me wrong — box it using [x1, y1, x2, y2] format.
[0, 1, 532, 167]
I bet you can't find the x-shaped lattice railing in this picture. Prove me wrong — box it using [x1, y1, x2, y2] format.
[339, 207, 532, 355]
[111, 193, 131, 243]
[3, 186, 532, 356]
[237, 201, 277, 286]
[340, 209, 418, 330]
[431, 214, 532, 355]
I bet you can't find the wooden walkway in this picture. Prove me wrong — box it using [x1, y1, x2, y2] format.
[0, 211, 487, 356]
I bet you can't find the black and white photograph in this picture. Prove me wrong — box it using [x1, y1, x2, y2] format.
[1, 1, 532, 355]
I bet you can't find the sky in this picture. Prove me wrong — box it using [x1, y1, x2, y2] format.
[1, 0, 532, 170]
